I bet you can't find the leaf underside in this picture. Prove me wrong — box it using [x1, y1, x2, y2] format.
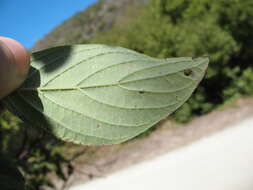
[4, 45, 209, 145]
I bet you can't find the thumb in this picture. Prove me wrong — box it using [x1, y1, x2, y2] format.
[0, 37, 30, 99]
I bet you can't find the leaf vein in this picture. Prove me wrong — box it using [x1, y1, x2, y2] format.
[29, 46, 104, 79]
[41, 92, 148, 127]
[43, 51, 143, 86]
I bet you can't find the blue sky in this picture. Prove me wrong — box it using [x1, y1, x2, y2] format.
[0, 0, 98, 48]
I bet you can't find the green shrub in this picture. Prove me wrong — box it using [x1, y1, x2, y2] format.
[0, 112, 73, 190]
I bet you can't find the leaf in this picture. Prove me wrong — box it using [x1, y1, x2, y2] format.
[0, 155, 25, 190]
[3, 45, 209, 145]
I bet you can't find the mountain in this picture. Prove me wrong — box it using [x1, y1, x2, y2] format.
[33, 0, 148, 51]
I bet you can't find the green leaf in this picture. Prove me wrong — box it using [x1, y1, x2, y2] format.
[0, 155, 25, 190]
[3, 45, 208, 145]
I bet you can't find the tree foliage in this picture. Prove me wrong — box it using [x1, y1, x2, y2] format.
[0, 112, 73, 189]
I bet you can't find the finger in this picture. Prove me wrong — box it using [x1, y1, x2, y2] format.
[0, 37, 30, 99]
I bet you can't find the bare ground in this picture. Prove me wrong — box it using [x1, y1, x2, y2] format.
[49, 98, 253, 190]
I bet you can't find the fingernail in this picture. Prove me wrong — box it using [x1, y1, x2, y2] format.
[0, 36, 30, 75]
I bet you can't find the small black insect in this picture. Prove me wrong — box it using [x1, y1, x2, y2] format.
[184, 69, 193, 77]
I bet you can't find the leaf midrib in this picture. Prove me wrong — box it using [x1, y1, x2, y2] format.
[20, 62, 203, 92]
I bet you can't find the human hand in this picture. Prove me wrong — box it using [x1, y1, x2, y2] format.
[0, 36, 30, 112]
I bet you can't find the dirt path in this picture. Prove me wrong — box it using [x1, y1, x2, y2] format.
[49, 98, 253, 190]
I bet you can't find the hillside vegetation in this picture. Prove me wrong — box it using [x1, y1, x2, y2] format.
[33, 0, 148, 51]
